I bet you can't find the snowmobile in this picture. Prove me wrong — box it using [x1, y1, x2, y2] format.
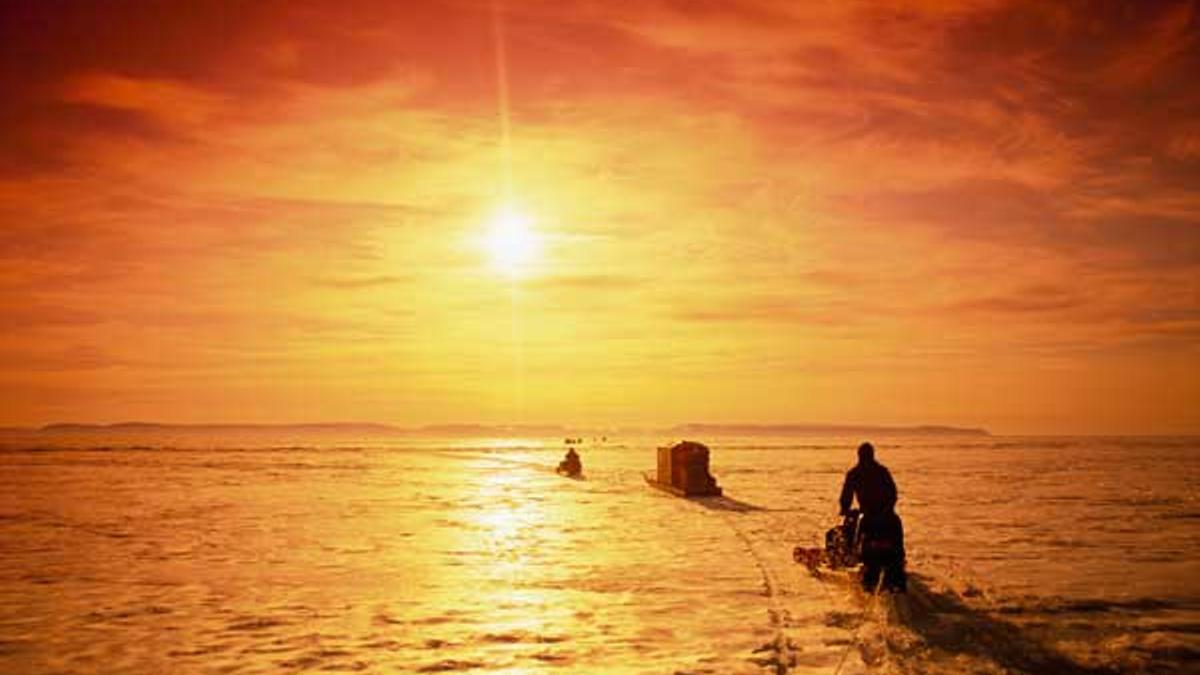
[556, 449, 583, 478]
[794, 509, 906, 593]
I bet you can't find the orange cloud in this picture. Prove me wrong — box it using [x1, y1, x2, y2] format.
[0, 1, 1196, 433]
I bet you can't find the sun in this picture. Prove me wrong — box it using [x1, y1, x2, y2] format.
[485, 206, 541, 277]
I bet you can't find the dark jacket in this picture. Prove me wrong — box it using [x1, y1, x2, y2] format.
[839, 460, 897, 516]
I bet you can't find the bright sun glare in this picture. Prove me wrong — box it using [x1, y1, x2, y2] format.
[485, 206, 541, 277]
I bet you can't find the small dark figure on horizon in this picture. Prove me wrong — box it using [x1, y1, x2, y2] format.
[558, 448, 582, 476]
[839, 442, 906, 593]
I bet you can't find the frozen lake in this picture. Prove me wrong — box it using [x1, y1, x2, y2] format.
[1, 435, 1197, 673]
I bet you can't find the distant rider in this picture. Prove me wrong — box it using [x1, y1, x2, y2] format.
[839, 442, 906, 592]
[559, 448, 582, 476]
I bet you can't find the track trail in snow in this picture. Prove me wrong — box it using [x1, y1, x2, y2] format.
[709, 495, 896, 675]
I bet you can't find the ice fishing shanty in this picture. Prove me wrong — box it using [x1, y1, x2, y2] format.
[645, 440, 722, 497]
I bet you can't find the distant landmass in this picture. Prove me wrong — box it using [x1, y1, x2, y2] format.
[33, 422, 577, 436]
[38, 422, 405, 435]
[414, 423, 571, 436]
[668, 423, 990, 437]
[7, 421, 989, 437]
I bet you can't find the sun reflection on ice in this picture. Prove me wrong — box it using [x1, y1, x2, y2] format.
[449, 459, 577, 641]
[469, 465, 547, 571]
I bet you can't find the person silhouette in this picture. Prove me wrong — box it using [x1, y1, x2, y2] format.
[839, 442, 906, 592]
[558, 448, 582, 476]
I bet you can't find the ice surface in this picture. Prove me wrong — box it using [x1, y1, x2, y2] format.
[0, 435, 1197, 673]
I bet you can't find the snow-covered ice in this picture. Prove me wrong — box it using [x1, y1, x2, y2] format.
[1, 435, 1196, 673]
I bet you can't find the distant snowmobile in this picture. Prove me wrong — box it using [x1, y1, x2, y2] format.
[557, 448, 583, 478]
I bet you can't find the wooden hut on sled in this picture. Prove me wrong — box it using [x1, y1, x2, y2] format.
[644, 440, 722, 497]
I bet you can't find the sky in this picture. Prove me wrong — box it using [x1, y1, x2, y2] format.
[1, 0, 1197, 434]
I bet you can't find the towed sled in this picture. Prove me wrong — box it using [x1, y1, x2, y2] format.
[642, 471, 720, 497]
[794, 509, 907, 593]
[644, 441, 722, 497]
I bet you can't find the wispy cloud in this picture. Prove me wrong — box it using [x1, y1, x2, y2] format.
[310, 275, 413, 289]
